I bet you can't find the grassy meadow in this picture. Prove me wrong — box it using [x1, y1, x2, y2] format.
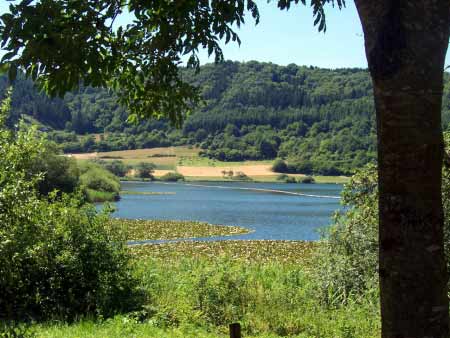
[70, 146, 349, 184]
[15, 219, 380, 338]
[29, 239, 380, 338]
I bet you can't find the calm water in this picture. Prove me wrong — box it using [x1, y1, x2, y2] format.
[112, 181, 342, 241]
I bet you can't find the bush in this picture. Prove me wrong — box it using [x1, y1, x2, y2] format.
[79, 162, 121, 201]
[314, 164, 379, 305]
[271, 159, 288, 173]
[103, 160, 131, 177]
[159, 172, 185, 182]
[135, 162, 156, 180]
[316, 140, 450, 305]
[287, 161, 314, 175]
[299, 176, 315, 184]
[284, 176, 297, 184]
[276, 174, 289, 181]
[232, 171, 252, 181]
[0, 96, 138, 320]
[31, 142, 80, 196]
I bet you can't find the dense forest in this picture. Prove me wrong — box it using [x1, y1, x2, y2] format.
[2, 61, 450, 175]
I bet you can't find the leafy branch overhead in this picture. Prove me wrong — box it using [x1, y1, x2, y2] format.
[0, 0, 343, 125]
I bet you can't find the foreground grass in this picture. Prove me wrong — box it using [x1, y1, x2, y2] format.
[108, 218, 251, 241]
[30, 240, 380, 338]
[33, 321, 222, 338]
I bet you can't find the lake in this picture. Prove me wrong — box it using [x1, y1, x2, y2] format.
[112, 181, 342, 241]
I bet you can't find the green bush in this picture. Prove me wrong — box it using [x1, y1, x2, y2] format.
[31, 142, 80, 196]
[79, 162, 121, 201]
[271, 159, 288, 173]
[103, 160, 131, 177]
[135, 162, 156, 180]
[287, 160, 314, 175]
[285, 176, 297, 184]
[314, 164, 379, 305]
[276, 174, 289, 181]
[316, 139, 450, 305]
[159, 172, 185, 182]
[299, 175, 315, 184]
[0, 94, 138, 320]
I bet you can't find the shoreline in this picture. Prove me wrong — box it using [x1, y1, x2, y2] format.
[120, 175, 349, 185]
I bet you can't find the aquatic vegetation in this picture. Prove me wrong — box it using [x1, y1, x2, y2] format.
[129, 240, 318, 265]
[120, 190, 176, 196]
[108, 219, 250, 241]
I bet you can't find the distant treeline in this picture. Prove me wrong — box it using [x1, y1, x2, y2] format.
[2, 61, 450, 175]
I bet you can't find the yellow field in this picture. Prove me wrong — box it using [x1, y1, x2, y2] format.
[69, 146, 350, 184]
[69, 146, 199, 170]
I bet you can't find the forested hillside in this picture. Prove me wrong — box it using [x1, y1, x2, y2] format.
[2, 61, 450, 174]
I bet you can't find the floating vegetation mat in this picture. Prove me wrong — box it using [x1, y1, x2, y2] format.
[120, 190, 176, 195]
[129, 240, 318, 265]
[108, 218, 250, 241]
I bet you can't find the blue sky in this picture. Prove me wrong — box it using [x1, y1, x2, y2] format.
[0, 1, 449, 68]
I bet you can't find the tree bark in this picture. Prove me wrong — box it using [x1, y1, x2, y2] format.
[354, 1, 450, 337]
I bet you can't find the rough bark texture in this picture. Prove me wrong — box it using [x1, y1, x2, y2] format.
[354, 1, 450, 337]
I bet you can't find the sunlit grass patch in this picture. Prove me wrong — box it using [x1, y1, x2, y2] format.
[108, 219, 250, 241]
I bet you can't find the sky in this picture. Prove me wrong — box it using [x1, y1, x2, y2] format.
[0, 1, 449, 69]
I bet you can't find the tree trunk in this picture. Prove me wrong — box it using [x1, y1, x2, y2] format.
[354, 1, 450, 337]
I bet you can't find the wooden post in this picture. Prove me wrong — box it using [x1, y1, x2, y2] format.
[229, 323, 241, 338]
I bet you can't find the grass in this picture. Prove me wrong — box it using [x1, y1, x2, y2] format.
[73, 146, 350, 184]
[313, 176, 350, 184]
[28, 240, 380, 338]
[108, 218, 251, 241]
[178, 156, 272, 167]
[32, 321, 223, 338]
[96, 146, 200, 170]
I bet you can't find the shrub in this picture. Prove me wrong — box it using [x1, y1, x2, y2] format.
[276, 174, 289, 181]
[299, 176, 315, 184]
[0, 95, 138, 320]
[79, 162, 121, 201]
[159, 172, 185, 182]
[0, 191, 138, 320]
[284, 176, 297, 184]
[313, 162, 343, 176]
[135, 162, 156, 180]
[271, 159, 288, 173]
[314, 164, 379, 305]
[31, 142, 80, 196]
[232, 171, 252, 181]
[316, 141, 450, 305]
[103, 160, 131, 177]
[288, 161, 314, 175]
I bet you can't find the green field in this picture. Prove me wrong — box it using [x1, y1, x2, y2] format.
[19, 219, 378, 338]
[27, 238, 379, 338]
[73, 146, 350, 184]
[95, 146, 199, 170]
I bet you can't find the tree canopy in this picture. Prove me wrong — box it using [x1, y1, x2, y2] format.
[0, 0, 343, 125]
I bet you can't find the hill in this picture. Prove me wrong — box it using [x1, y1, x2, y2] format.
[2, 61, 450, 175]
